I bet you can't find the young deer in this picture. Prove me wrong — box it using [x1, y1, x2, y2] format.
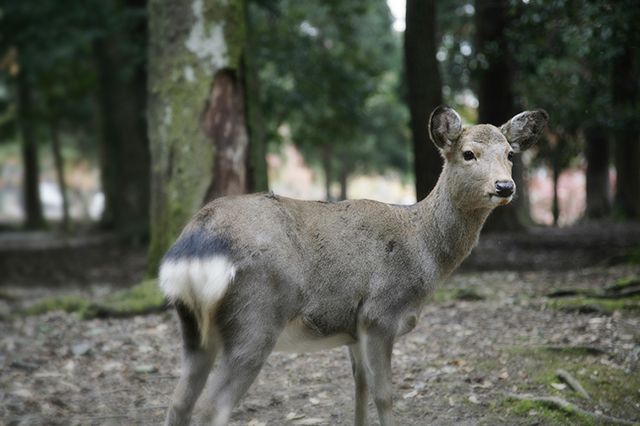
[160, 106, 548, 426]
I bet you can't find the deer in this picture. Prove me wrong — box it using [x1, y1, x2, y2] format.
[159, 106, 548, 426]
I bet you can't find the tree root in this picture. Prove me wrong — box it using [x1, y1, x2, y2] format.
[506, 393, 637, 425]
[556, 369, 590, 399]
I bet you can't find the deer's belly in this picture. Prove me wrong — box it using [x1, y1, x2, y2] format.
[273, 317, 355, 353]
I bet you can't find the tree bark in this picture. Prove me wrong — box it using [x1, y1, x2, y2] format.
[244, 6, 269, 193]
[404, 0, 443, 201]
[17, 70, 45, 229]
[147, 0, 261, 274]
[93, 1, 150, 241]
[338, 155, 349, 201]
[552, 153, 560, 226]
[323, 144, 333, 201]
[585, 126, 610, 219]
[612, 45, 640, 220]
[48, 116, 69, 230]
[475, 0, 530, 232]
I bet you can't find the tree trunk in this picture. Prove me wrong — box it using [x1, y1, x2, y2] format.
[147, 0, 259, 274]
[93, 2, 150, 241]
[612, 45, 640, 220]
[49, 116, 69, 230]
[475, 0, 530, 232]
[323, 144, 333, 201]
[244, 6, 269, 193]
[338, 155, 349, 201]
[17, 70, 45, 229]
[404, 0, 443, 201]
[585, 126, 610, 219]
[552, 154, 560, 226]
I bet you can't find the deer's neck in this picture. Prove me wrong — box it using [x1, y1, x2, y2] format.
[414, 175, 492, 279]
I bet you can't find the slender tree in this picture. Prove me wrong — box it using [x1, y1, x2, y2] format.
[147, 0, 267, 273]
[585, 125, 610, 218]
[405, 0, 443, 200]
[16, 68, 45, 229]
[475, 0, 530, 231]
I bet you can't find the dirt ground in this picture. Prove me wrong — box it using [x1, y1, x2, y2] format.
[1, 224, 639, 425]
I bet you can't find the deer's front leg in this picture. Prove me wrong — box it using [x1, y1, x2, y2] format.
[349, 343, 369, 426]
[359, 327, 395, 426]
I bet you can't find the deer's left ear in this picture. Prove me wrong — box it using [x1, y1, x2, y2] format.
[500, 110, 549, 152]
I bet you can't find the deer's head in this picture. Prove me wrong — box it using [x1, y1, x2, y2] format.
[429, 106, 548, 211]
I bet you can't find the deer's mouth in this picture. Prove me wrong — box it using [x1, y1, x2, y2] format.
[488, 193, 513, 206]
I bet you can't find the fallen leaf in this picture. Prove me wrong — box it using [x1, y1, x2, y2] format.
[71, 341, 92, 356]
[468, 395, 480, 404]
[551, 382, 567, 390]
[293, 418, 326, 425]
[286, 412, 305, 421]
[134, 364, 157, 374]
[402, 390, 418, 399]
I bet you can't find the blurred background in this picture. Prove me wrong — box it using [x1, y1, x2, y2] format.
[1, 0, 639, 283]
[1, 1, 640, 424]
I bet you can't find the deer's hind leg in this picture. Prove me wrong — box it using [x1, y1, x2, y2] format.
[197, 277, 289, 425]
[165, 302, 219, 426]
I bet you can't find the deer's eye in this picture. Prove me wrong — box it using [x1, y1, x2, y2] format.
[463, 151, 476, 161]
[508, 151, 514, 162]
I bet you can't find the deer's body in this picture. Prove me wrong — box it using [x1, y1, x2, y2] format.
[160, 107, 548, 426]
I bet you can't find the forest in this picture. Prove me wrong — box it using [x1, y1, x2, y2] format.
[1, 0, 639, 425]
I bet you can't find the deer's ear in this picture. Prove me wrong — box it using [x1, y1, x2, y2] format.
[429, 106, 463, 151]
[500, 110, 549, 152]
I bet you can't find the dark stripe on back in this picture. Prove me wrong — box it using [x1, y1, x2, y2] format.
[163, 231, 231, 262]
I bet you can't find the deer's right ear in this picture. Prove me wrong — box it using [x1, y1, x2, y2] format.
[429, 106, 463, 151]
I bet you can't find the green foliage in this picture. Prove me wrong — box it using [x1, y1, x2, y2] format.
[547, 295, 640, 315]
[22, 279, 166, 319]
[435, 0, 477, 110]
[503, 346, 640, 424]
[619, 248, 640, 265]
[503, 398, 592, 425]
[23, 295, 90, 316]
[546, 275, 640, 314]
[508, 0, 640, 165]
[0, 0, 146, 154]
[252, 0, 410, 190]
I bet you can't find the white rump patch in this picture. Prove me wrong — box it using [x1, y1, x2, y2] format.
[159, 256, 236, 346]
[274, 317, 354, 353]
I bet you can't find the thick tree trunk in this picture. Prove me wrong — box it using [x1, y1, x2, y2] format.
[49, 116, 69, 230]
[585, 126, 610, 219]
[202, 69, 250, 200]
[612, 45, 640, 220]
[17, 70, 45, 229]
[404, 0, 443, 201]
[93, 4, 150, 240]
[147, 0, 260, 274]
[475, 0, 530, 232]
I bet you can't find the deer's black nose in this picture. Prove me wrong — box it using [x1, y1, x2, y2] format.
[495, 180, 514, 197]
